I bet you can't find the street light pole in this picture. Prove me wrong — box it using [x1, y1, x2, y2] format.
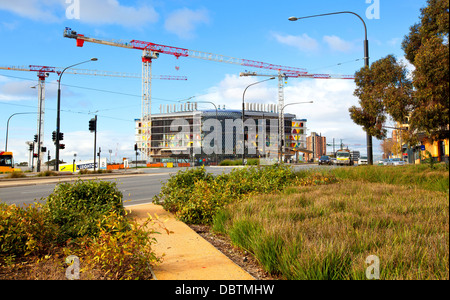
[280, 101, 314, 162]
[55, 58, 97, 171]
[289, 12, 373, 165]
[179, 99, 220, 165]
[5, 112, 36, 152]
[242, 77, 275, 165]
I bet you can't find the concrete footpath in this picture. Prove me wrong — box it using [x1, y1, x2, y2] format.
[127, 203, 255, 281]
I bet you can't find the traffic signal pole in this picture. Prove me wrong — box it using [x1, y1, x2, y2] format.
[91, 115, 97, 171]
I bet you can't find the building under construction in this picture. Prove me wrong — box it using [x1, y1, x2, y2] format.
[135, 102, 309, 164]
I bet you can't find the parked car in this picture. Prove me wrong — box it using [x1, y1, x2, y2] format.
[358, 156, 368, 165]
[330, 157, 337, 165]
[377, 159, 389, 166]
[390, 158, 406, 166]
[318, 155, 331, 165]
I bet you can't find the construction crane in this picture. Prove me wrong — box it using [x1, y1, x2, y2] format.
[240, 71, 354, 160]
[63, 27, 310, 161]
[0, 64, 186, 171]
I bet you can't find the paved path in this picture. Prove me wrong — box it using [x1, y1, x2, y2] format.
[127, 203, 255, 280]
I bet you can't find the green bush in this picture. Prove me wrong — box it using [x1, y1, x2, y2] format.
[45, 179, 125, 241]
[0, 203, 59, 261]
[154, 164, 298, 224]
[153, 167, 214, 214]
[67, 211, 162, 280]
[219, 159, 241, 166]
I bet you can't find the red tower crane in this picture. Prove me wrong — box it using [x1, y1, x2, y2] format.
[63, 27, 311, 160]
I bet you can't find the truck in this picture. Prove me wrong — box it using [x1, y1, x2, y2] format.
[0, 151, 15, 173]
[336, 149, 354, 166]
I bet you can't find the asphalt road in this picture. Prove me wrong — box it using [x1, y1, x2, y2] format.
[0, 166, 243, 207]
[0, 165, 327, 207]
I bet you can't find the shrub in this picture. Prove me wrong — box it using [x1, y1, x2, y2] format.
[37, 170, 58, 177]
[5, 171, 26, 179]
[67, 211, 162, 280]
[45, 179, 124, 241]
[155, 164, 299, 224]
[153, 167, 214, 214]
[0, 203, 59, 262]
[219, 159, 241, 166]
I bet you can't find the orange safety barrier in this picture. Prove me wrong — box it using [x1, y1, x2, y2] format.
[177, 163, 191, 167]
[147, 163, 164, 168]
[107, 164, 127, 170]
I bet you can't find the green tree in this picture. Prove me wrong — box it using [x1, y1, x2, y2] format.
[351, 0, 449, 143]
[350, 55, 413, 140]
[402, 0, 449, 140]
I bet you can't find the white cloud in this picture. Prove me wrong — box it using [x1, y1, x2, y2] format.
[399, 56, 415, 80]
[0, 0, 159, 27]
[323, 35, 354, 53]
[0, 80, 37, 101]
[0, 0, 60, 22]
[271, 32, 319, 53]
[79, 0, 159, 27]
[197, 74, 276, 108]
[62, 130, 135, 163]
[0, 79, 62, 102]
[164, 8, 210, 39]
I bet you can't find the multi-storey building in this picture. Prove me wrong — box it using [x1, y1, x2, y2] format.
[306, 132, 327, 162]
[135, 102, 308, 164]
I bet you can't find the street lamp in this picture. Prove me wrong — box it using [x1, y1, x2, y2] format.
[5, 112, 36, 151]
[55, 58, 98, 171]
[289, 12, 373, 165]
[179, 98, 220, 165]
[280, 101, 314, 162]
[242, 77, 276, 165]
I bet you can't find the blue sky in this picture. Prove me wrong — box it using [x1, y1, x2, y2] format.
[0, 0, 427, 163]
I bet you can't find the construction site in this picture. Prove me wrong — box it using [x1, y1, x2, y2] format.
[1, 26, 354, 170]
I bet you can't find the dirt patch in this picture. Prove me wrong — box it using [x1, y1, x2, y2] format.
[188, 224, 278, 280]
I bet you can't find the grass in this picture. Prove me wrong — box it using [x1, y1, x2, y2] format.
[321, 164, 449, 193]
[213, 164, 449, 280]
[219, 158, 260, 166]
[4, 171, 26, 179]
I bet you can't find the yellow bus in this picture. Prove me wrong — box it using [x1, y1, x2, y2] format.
[336, 149, 354, 166]
[0, 151, 15, 173]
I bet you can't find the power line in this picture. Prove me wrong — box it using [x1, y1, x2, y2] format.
[307, 58, 364, 73]
[0, 72, 181, 103]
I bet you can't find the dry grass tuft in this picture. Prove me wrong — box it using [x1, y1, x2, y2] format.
[214, 180, 449, 280]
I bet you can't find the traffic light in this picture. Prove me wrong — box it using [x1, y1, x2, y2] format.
[29, 144, 33, 151]
[89, 118, 97, 132]
[134, 144, 138, 152]
[59, 132, 64, 141]
[60, 144, 66, 150]
[34, 134, 38, 143]
[52, 131, 57, 142]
